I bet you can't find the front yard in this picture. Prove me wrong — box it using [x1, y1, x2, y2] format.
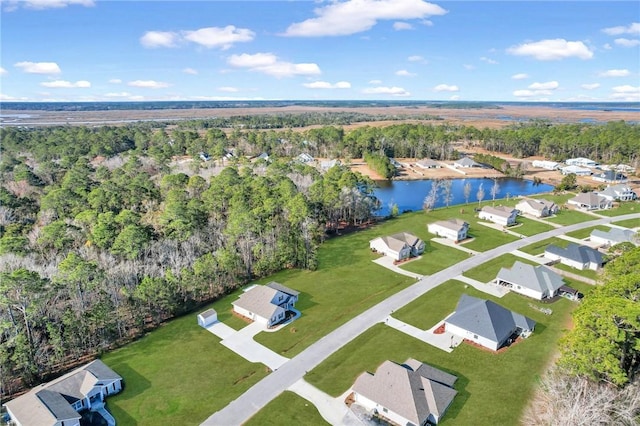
[463, 253, 538, 283]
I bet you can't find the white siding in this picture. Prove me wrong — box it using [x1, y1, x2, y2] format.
[445, 322, 499, 351]
[354, 393, 414, 426]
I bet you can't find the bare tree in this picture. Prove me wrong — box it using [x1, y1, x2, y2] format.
[476, 183, 485, 206]
[463, 181, 472, 205]
[490, 178, 500, 206]
[423, 179, 441, 212]
[441, 179, 453, 207]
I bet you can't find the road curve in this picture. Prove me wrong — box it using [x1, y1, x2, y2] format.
[202, 213, 640, 426]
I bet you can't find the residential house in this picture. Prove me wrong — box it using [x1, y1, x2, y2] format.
[415, 158, 441, 169]
[3, 360, 122, 426]
[427, 219, 469, 242]
[531, 160, 559, 170]
[478, 205, 518, 227]
[592, 170, 627, 183]
[590, 228, 638, 247]
[515, 199, 558, 218]
[198, 152, 211, 161]
[444, 294, 535, 351]
[352, 359, 457, 425]
[565, 157, 598, 167]
[197, 308, 218, 328]
[596, 184, 637, 202]
[296, 153, 314, 163]
[561, 165, 592, 176]
[544, 243, 603, 271]
[495, 261, 565, 300]
[369, 232, 425, 262]
[567, 192, 612, 210]
[232, 282, 299, 327]
[453, 157, 481, 168]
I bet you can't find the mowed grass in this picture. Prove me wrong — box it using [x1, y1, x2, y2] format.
[519, 237, 570, 255]
[597, 201, 640, 217]
[565, 225, 610, 240]
[512, 217, 556, 236]
[553, 262, 600, 281]
[546, 209, 596, 225]
[400, 244, 470, 276]
[305, 280, 591, 425]
[245, 391, 328, 426]
[612, 217, 640, 229]
[531, 192, 575, 205]
[464, 253, 538, 283]
[101, 314, 269, 426]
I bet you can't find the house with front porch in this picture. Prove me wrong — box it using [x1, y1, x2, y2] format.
[351, 359, 458, 425]
[516, 198, 558, 218]
[478, 205, 518, 227]
[567, 192, 612, 211]
[369, 232, 425, 262]
[232, 282, 299, 327]
[596, 184, 637, 202]
[428, 219, 469, 242]
[3, 359, 122, 426]
[495, 261, 565, 300]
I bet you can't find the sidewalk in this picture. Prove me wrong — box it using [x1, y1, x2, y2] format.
[372, 256, 423, 279]
[220, 322, 289, 371]
[512, 249, 548, 264]
[432, 237, 479, 255]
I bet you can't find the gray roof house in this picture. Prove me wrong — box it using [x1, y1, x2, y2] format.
[596, 184, 637, 202]
[453, 157, 481, 168]
[444, 295, 535, 351]
[478, 205, 518, 226]
[232, 282, 299, 327]
[369, 232, 425, 261]
[496, 261, 565, 300]
[3, 360, 122, 426]
[415, 158, 441, 169]
[592, 170, 627, 183]
[427, 219, 470, 242]
[567, 192, 612, 211]
[544, 243, 604, 271]
[352, 359, 457, 425]
[515, 198, 558, 218]
[590, 228, 638, 247]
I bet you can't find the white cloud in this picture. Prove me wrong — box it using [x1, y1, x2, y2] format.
[395, 69, 416, 77]
[218, 86, 239, 92]
[602, 22, 640, 36]
[104, 92, 133, 98]
[480, 57, 498, 64]
[610, 85, 640, 101]
[15, 61, 61, 74]
[140, 31, 179, 48]
[40, 80, 91, 88]
[614, 38, 640, 47]
[612, 85, 640, 94]
[433, 84, 459, 92]
[108, 78, 122, 84]
[227, 52, 321, 77]
[421, 19, 433, 27]
[507, 39, 593, 60]
[599, 69, 630, 77]
[511, 73, 529, 80]
[408, 55, 424, 62]
[393, 22, 414, 31]
[581, 83, 600, 90]
[128, 80, 171, 89]
[7, 0, 94, 10]
[603, 43, 612, 50]
[0, 93, 26, 100]
[450, 95, 460, 100]
[0, 67, 7, 76]
[183, 68, 198, 75]
[182, 26, 255, 49]
[369, 79, 382, 84]
[362, 86, 410, 96]
[284, 0, 447, 37]
[463, 64, 475, 70]
[513, 90, 536, 97]
[528, 81, 558, 90]
[303, 81, 351, 89]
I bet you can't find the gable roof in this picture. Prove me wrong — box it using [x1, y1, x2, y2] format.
[232, 286, 283, 319]
[416, 158, 440, 168]
[371, 232, 423, 253]
[454, 157, 480, 167]
[591, 228, 636, 244]
[497, 261, 564, 295]
[446, 295, 535, 344]
[431, 219, 468, 232]
[480, 205, 517, 218]
[569, 192, 608, 207]
[516, 198, 555, 213]
[545, 243, 603, 265]
[352, 359, 457, 424]
[265, 281, 300, 297]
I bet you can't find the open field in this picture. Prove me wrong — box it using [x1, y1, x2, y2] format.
[304, 279, 591, 425]
[245, 391, 327, 426]
[597, 202, 640, 217]
[613, 218, 640, 229]
[546, 209, 597, 225]
[512, 217, 556, 237]
[565, 225, 610, 240]
[520, 237, 571, 256]
[553, 262, 600, 281]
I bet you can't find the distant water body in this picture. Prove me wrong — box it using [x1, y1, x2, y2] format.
[373, 178, 553, 216]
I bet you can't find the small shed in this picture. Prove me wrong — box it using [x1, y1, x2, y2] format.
[197, 309, 217, 328]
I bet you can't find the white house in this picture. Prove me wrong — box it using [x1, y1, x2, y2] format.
[590, 228, 638, 247]
[453, 157, 481, 168]
[352, 359, 457, 425]
[3, 360, 122, 426]
[197, 308, 218, 327]
[320, 159, 340, 171]
[531, 160, 559, 170]
[427, 219, 469, 242]
[415, 158, 441, 169]
[516, 199, 558, 218]
[596, 184, 637, 202]
[232, 282, 299, 328]
[544, 243, 603, 271]
[478, 205, 518, 227]
[561, 165, 592, 176]
[369, 232, 425, 261]
[296, 153, 314, 163]
[592, 170, 628, 183]
[495, 261, 565, 300]
[565, 157, 598, 167]
[444, 295, 535, 351]
[567, 192, 612, 210]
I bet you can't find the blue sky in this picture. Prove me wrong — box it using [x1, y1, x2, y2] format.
[1, 0, 638, 102]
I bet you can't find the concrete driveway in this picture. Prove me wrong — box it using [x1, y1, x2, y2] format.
[288, 379, 364, 425]
[220, 322, 289, 371]
[384, 316, 462, 353]
[372, 256, 423, 279]
[455, 274, 509, 298]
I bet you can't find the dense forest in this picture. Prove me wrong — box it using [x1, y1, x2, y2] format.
[1, 116, 638, 399]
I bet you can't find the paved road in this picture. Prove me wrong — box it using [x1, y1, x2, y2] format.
[201, 213, 640, 426]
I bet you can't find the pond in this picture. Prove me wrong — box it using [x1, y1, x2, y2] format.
[373, 177, 554, 216]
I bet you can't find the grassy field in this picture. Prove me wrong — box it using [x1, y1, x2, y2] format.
[101, 313, 270, 425]
[512, 217, 556, 237]
[565, 225, 610, 239]
[519, 237, 570, 255]
[612, 217, 640, 229]
[400, 244, 470, 276]
[553, 263, 600, 281]
[245, 391, 328, 426]
[463, 253, 538, 283]
[531, 192, 575, 205]
[546, 209, 597, 225]
[305, 280, 591, 425]
[597, 202, 640, 217]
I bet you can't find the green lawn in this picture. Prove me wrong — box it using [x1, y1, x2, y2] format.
[597, 201, 640, 217]
[565, 225, 610, 240]
[512, 217, 556, 237]
[246, 391, 328, 426]
[519, 237, 570, 255]
[464, 253, 538, 283]
[400, 244, 470, 276]
[305, 280, 591, 425]
[531, 192, 575, 205]
[101, 313, 270, 425]
[546, 209, 596, 225]
[553, 262, 600, 281]
[612, 218, 640, 229]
